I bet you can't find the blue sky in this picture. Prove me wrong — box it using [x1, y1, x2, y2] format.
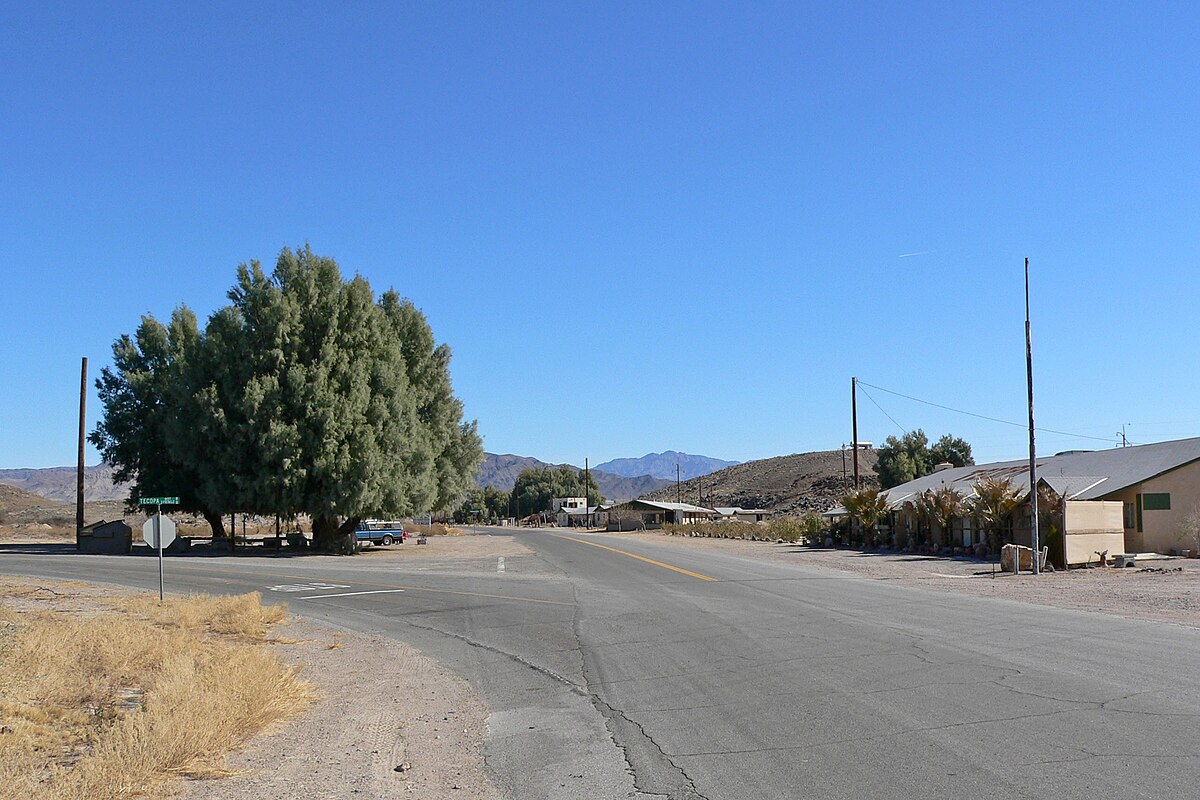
[2, 2, 1198, 470]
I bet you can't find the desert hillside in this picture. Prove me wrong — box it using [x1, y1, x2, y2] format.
[641, 448, 880, 515]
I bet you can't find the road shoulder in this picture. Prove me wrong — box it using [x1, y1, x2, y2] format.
[605, 531, 1200, 629]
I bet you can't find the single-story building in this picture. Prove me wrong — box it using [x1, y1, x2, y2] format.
[557, 505, 601, 528]
[849, 437, 1200, 563]
[604, 499, 718, 531]
[714, 507, 772, 523]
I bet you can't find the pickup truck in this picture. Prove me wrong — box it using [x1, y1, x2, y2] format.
[355, 520, 407, 546]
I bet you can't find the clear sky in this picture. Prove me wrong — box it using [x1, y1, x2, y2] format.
[2, 2, 1198, 470]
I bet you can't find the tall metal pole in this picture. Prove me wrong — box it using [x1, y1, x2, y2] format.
[76, 357, 87, 541]
[852, 378, 860, 490]
[156, 504, 164, 602]
[1025, 258, 1040, 575]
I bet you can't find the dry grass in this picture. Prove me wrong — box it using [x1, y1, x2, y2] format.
[0, 586, 313, 800]
[406, 522, 461, 537]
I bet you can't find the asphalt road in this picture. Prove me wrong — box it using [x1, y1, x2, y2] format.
[3, 529, 1199, 799]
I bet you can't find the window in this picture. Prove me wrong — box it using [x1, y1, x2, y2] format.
[1143, 492, 1171, 511]
[1123, 502, 1136, 529]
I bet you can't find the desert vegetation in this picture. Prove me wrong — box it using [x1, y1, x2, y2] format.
[0, 583, 312, 800]
[662, 513, 825, 544]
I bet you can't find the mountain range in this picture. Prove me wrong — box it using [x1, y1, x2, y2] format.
[474, 453, 672, 501]
[593, 451, 739, 481]
[0, 449, 738, 508]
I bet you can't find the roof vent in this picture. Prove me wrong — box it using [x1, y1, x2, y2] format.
[1054, 450, 1093, 456]
[932, 461, 954, 473]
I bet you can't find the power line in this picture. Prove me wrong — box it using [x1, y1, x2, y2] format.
[856, 383, 906, 435]
[856, 379, 1131, 445]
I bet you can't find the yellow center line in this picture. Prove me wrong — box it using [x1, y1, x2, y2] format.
[554, 535, 719, 582]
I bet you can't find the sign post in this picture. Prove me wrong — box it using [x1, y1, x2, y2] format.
[139, 498, 179, 602]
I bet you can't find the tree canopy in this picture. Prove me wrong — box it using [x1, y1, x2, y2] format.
[510, 465, 604, 518]
[90, 245, 483, 552]
[875, 430, 974, 488]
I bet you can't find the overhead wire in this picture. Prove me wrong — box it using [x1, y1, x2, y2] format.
[855, 383, 906, 435]
[856, 379, 1132, 446]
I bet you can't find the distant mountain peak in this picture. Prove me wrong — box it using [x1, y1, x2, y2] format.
[593, 452, 739, 481]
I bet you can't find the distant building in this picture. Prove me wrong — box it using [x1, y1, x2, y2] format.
[557, 505, 601, 528]
[551, 497, 587, 513]
[714, 507, 772, 523]
[604, 499, 717, 530]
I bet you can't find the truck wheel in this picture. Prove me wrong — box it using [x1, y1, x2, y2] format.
[381, 535, 393, 546]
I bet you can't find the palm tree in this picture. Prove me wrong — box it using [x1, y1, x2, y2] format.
[970, 477, 1022, 554]
[841, 488, 890, 547]
[917, 486, 964, 549]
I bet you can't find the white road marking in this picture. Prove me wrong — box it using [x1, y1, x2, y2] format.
[298, 589, 407, 600]
[268, 582, 351, 593]
[497, 556, 505, 573]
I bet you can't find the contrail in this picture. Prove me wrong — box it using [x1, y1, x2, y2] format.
[898, 251, 929, 258]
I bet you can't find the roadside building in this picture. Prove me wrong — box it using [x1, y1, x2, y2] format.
[551, 497, 587, 513]
[869, 437, 1200, 562]
[557, 505, 600, 528]
[604, 499, 717, 530]
[714, 507, 772, 523]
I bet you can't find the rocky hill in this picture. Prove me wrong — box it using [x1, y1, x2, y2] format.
[594, 451, 738, 481]
[642, 448, 880, 515]
[0, 464, 128, 502]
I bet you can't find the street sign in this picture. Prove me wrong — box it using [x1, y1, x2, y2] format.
[139, 497, 180, 506]
[142, 514, 177, 549]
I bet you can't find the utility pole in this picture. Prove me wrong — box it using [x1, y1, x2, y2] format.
[76, 356, 87, 541]
[584, 457, 590, 528]
[698, 474, 703, 506]
[1025, 258, 1040, 576]
[852, 377, 860, 490]
[676, 463, 682, 505]
[841, 444, 847, 492]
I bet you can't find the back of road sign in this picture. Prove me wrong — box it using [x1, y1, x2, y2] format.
[142, 515, 177, 549]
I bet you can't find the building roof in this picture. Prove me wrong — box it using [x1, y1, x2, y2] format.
[878, 436, 1200, 508]
[612, 499, 717, 514]
[559, 506, 600, 515]
[715, 507, 770, 516]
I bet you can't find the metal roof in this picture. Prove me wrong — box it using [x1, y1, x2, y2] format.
[879, 436, 1200, 508]
[614, 499, 717, 514]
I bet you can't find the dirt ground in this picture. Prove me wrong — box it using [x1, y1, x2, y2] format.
[0, 576, 501, 800]
[177, 618, 501, 800]
[608, 532, 1200, 629]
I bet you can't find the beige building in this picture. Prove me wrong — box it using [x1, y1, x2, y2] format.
[868, 437, 1200, 564]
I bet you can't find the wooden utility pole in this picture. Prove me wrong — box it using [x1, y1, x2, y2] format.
[76, 357, 87, 539]
[852, 377, 860, 490]
[584, 457, 590, 528]
[1025, 258, 1040, 575]
[676, 464, 682, 505]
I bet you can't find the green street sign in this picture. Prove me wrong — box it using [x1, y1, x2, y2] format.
[139, 496, 180, 506]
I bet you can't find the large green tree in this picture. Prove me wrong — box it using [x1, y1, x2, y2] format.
[90, 308, 230, 536]
[875, 430, 974, 488]
[92, 245, 483, 552]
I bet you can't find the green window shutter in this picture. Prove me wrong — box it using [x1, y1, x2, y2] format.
[1142, 493, 1171, 511]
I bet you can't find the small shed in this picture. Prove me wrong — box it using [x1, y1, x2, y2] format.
[77, 519, 133, 555]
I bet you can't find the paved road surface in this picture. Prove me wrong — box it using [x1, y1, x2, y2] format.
[3, 528, 1198, 799]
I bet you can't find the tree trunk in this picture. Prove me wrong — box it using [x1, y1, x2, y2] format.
[203, 510, 227, 539]
[313, 515, 360, 554]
